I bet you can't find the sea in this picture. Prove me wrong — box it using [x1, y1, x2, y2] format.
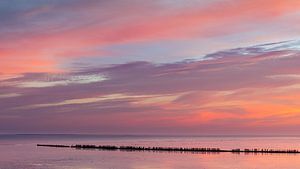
[1, 134, 300, 169]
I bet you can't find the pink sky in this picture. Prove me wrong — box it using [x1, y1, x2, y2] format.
[1, 0, 300, 134]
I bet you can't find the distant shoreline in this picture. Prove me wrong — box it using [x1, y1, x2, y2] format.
[3, 134, 300, 138]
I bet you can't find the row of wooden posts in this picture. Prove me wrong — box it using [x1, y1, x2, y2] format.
[37, 144, 300, 154]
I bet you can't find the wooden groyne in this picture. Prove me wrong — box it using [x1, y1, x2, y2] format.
[37, 144, 300, 154]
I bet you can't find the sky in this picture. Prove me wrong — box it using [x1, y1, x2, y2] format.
[1, 0, 300, 135]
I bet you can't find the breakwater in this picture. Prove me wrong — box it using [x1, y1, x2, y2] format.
[37, 144, 300, 154]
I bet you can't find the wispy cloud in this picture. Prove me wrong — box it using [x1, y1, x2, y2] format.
[1, 0, 300, 75]
[1, 40, 300, 134]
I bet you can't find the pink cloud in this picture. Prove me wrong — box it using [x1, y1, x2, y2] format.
[1, 0, 300, 75]
[1, 40, 300, 134]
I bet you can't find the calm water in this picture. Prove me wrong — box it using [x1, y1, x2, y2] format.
[1, 135, 300, 169]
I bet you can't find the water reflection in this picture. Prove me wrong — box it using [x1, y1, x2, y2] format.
[1, 135, 300, 169]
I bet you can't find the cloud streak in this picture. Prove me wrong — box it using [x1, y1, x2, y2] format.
[1, 40, 300, 134]
[1, 0, 300, 75]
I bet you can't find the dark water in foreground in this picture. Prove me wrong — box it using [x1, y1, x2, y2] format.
[1, 135, 300, 169]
